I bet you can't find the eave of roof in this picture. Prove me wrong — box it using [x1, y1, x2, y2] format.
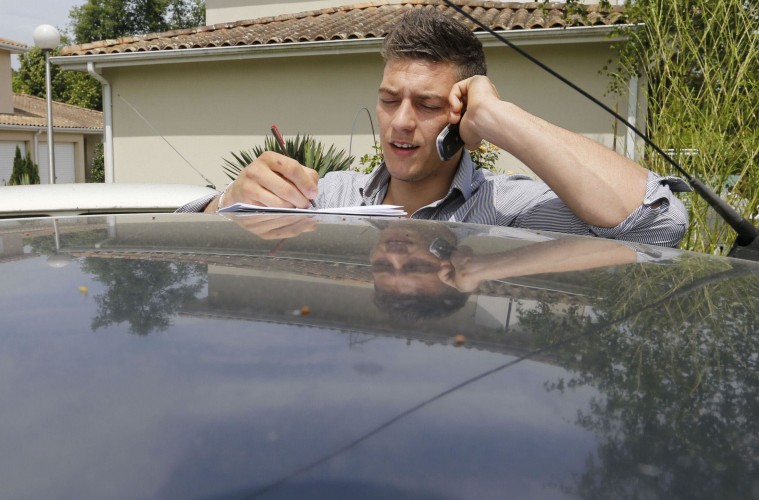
[53, 25, 628, 71]
[54, 1, 632, 70]
[0, 38, 29, 54]
[0, 94, 103, 131]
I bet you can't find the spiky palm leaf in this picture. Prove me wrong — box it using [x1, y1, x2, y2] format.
[222, 134, 354, 181]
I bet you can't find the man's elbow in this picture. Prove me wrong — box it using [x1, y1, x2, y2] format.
[638, 197, 690, 248]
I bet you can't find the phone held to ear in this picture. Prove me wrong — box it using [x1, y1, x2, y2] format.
[436, 122, 465, 161]
[429, 237, 455, 260]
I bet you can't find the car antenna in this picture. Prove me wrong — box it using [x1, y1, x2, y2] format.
[348, 107, 377, 158]
[441, 0, 759, 261]
[116, 93, 216, 189]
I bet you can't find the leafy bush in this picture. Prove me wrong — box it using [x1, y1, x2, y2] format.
[89, 143, 105, 183]
[222, 134, 354, 181]
[8, 146, 40, 185]
[358, 141, 501, 173]
[607, 0, 758, 254]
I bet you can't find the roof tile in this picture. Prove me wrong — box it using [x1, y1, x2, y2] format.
[0, 38, 29, 53]
[0, 94, 103, 130]
[60, 0, 627, 57]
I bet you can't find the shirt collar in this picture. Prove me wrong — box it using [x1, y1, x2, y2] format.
[360, 163, 391, 204]
[450, 150, 479, 200]
[360, 150, 481, 205]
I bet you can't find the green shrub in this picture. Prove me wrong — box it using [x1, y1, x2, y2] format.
[8, 146, 40, 185]
[222, 134, 354, 181]
[608, 0, 758, 254]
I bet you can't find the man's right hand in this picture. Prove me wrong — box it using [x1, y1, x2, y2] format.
[229, 213, 318, 241]
[205, 151, 319, 213]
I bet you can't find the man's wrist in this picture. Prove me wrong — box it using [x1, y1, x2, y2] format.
[216, 182, 233, 211]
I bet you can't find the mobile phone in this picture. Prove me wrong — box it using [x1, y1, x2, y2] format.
[436, 122, 465, 161]
[429, 237, 454, 260]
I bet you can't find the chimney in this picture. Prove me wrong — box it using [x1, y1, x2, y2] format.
[0, 39, 29, 115]
[205, 0, 356, 25]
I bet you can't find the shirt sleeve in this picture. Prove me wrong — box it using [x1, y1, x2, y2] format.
[589, 172, 690, 247]
[174, 192, 219, 213]
[510, 172, 690, 248]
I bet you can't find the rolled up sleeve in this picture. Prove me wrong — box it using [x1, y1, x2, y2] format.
[591, 172, 691, 247]
[175, 192, 219, 213]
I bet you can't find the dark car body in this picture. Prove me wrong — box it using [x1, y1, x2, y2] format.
[0, 212, 757, 499]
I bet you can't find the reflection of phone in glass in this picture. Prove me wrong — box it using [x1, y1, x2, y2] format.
[429, 237, 454, 260]
[436, 122, 465, 161]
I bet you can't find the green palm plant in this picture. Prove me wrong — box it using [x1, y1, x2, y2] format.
[222, 134, 354, 181]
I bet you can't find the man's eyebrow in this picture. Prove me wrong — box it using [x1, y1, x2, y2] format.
[378, 87, 446, 102]
[378, 86, 399, 96]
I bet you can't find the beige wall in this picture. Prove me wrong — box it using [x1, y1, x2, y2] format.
[102, 41, 628, 188]
[486, 42, 629, 173]
[107, 52, 384, 187]
[206, 0, 354, 24]
[205, 0, 627, 25]
[0, 51, 14, 114]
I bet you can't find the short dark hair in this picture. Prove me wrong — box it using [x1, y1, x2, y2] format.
[373, 286, 470, 323]
[382, 8, 487, 79]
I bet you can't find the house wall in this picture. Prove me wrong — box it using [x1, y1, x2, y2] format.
[206, 0, 354, 24]
[0, 52, 13, 114]
[102, 40, 627, 188]
[205, 0, 626, 25]
[107, 52, 384, 186]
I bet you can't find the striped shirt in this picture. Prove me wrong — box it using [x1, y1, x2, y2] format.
[178, 151, 691, 247]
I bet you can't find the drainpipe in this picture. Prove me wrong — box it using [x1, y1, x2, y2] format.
[625, 75, 639, 161]
[33, 129, 42, 165]
[87, 62, 114, 183]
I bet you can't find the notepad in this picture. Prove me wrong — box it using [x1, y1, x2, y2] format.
[219, 203, 407, 217]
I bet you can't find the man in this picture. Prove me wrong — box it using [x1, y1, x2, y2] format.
[182, 9, 689, 247]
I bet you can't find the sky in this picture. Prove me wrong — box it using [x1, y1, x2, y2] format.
[0, 0, 86, 67]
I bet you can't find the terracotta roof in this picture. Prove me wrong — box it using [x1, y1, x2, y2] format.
[0, 38, 29, 53]
[60, 0, 628, 56]
[0, 94, 103, 130]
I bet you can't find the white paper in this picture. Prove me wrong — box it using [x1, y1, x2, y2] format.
[219, 203, 407, 217]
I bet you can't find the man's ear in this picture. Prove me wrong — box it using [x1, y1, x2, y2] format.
[437, 261, 456, 289]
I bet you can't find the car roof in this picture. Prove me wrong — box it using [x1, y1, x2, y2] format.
[0, 183, 217, 217]
[0, 212, 757, 499]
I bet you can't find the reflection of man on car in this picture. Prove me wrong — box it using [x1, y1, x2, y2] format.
[370, 220, 469, 321]
[369, 219, 642, 321]
[230, 214, 647, 322]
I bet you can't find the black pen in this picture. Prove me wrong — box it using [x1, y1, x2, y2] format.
[270, 124, 316, 208]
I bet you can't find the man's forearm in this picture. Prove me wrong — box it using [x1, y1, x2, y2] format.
[481, 102, 650, 227]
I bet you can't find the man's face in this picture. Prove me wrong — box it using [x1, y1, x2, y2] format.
[370, 222, 454, 296]
[376, 59, 462, 185]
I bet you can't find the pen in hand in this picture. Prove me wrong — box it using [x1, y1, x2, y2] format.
[270, 124, 316, 208]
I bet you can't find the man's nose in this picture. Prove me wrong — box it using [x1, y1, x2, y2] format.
[382, 250, 409, 271]
[391, 100, 415, 132]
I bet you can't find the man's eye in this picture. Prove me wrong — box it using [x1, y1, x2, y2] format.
[404, 262, 439, 274]
[371, 262, 394, 273]
[419, 103, 441, 111]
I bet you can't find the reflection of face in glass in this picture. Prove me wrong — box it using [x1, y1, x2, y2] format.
[370, 221, 468, 322]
